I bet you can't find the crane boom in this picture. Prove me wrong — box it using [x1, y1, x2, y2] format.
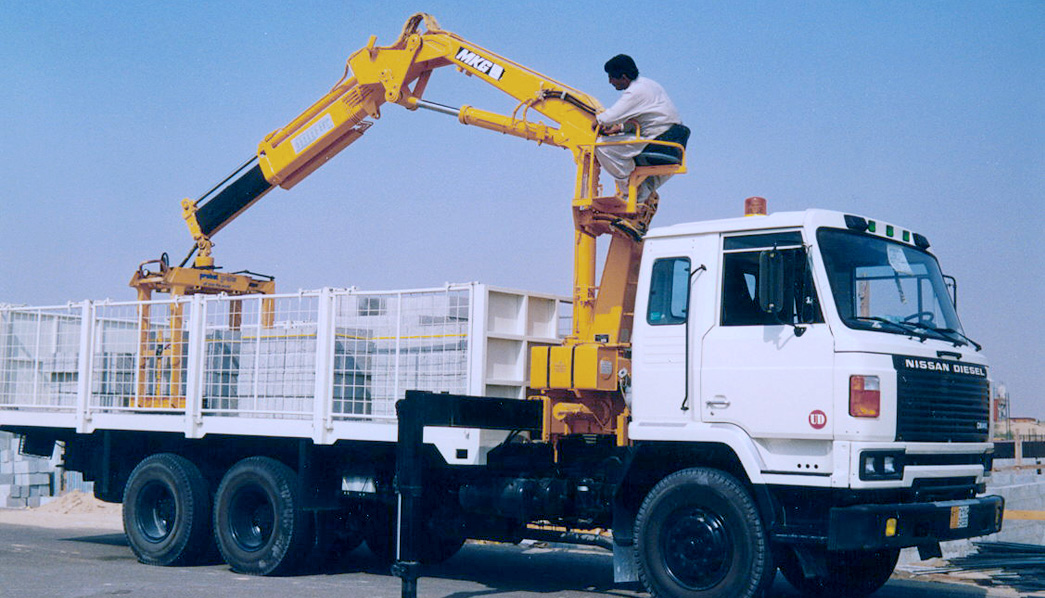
[131, 13, 688, 442]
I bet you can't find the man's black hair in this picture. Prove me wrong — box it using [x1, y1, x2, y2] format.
[604, 54, 639, 80]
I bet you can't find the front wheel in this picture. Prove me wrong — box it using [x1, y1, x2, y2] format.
[779, 546, 899, 597]
[213, 457, 313, 576]
[634, 468, 772, 598]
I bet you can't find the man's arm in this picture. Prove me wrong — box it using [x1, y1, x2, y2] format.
[596, 83, 646, 126]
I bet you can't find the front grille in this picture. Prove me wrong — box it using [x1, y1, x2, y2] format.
[894, 355, 989, 442]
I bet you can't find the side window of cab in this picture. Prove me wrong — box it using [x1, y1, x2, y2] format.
[647, 257, 691, 325]
[720, 232, 823, 326]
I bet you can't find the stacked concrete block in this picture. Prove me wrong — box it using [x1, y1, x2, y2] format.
[0, 431, 54, 508]
[982, 467, 1045, 546]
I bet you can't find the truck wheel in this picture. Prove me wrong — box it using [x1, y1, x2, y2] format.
[779, 546, 899, 597]
[122, 453, 213, 567]
[213, 457, 313, 576]
[634, 468, 772, 598]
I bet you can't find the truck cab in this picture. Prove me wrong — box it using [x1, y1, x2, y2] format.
[627, 207, 999, 590]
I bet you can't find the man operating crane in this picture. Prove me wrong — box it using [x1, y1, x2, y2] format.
[595, 54, 685, 203]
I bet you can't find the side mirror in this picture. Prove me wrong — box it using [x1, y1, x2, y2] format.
[758, 249, 785, 314]
[944, 274, 958, 309]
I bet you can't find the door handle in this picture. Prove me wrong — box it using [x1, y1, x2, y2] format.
[705, 397, 731, 409]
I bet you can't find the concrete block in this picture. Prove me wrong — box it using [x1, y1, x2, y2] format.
[26, 496, 40, 508]
[13, 461, 29, 474]
[0, 473, 13, 485]
[27, 473, 49, 486]
[28, 485, 46, 498]
[8, 485, 22, 499]
[6, 496, 26, 508]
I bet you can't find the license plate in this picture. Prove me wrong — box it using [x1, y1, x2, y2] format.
[950, 505, 970, 529]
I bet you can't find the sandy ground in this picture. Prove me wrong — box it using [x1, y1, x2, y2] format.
[0, 491, 122, 530]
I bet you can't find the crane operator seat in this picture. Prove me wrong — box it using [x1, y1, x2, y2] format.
[634, 123, 691, 167]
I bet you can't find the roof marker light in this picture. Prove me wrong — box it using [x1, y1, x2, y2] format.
[844, 215, 869, 232]
[868, 221, 877, 233]
[886, 225, 895, 238]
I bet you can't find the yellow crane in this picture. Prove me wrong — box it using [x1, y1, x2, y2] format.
[131, 13, 687, 439]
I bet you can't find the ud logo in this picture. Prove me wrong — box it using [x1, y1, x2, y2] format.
[808, 410, 827, 430]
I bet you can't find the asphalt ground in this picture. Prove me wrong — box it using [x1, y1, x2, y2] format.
[0, 522, 1024, 598]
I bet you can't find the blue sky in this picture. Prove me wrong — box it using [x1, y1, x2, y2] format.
[1, 1, 1042, 417]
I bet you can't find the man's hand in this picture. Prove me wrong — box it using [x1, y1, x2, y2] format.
[598, 123, 624, 136]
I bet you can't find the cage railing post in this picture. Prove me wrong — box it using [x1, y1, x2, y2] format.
[75, 301, 94, 433]
[184, 295, 206, 438]
[393, 292, 403, 403]
[31, 309, 43, 406]
[251, 295, 263, 406]
[312, 288, 335, 444]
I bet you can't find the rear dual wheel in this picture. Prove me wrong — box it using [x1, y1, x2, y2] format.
[213, 457, 314, 576]
[122, 453, 214, 566]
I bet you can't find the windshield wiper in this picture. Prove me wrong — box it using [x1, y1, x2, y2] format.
[901, 320, 973, 348]
[851, 317, 929, 342]
[931, 327, 983, 351]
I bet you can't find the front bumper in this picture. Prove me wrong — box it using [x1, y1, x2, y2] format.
[828, 495, 1004, 551]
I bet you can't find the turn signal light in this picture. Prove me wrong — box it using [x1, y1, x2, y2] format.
[850, 375, 880, 418]
[885, 517, 898, 537]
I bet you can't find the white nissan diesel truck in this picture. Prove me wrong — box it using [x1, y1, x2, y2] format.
[0, 207, 1001, 598]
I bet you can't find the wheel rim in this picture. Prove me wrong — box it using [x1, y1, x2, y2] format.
[660, 506, 733, 591]
[228, 486, 275, 552]
[136, 481, 177, 543]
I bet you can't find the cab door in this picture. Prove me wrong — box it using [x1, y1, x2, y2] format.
[631, 235, 716, 423]
[700, 231, 835, 440]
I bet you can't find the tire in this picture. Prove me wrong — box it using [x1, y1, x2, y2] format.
[634, 468, 772, 598]
[122, 453, 213, 566]
[779, 546, 899, 597]
[213, 457, 313, 576]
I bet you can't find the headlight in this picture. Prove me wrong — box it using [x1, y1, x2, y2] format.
[860, 450, 905, 481]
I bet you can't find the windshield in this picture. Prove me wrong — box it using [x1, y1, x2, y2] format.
[817, 228, 964, 339]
